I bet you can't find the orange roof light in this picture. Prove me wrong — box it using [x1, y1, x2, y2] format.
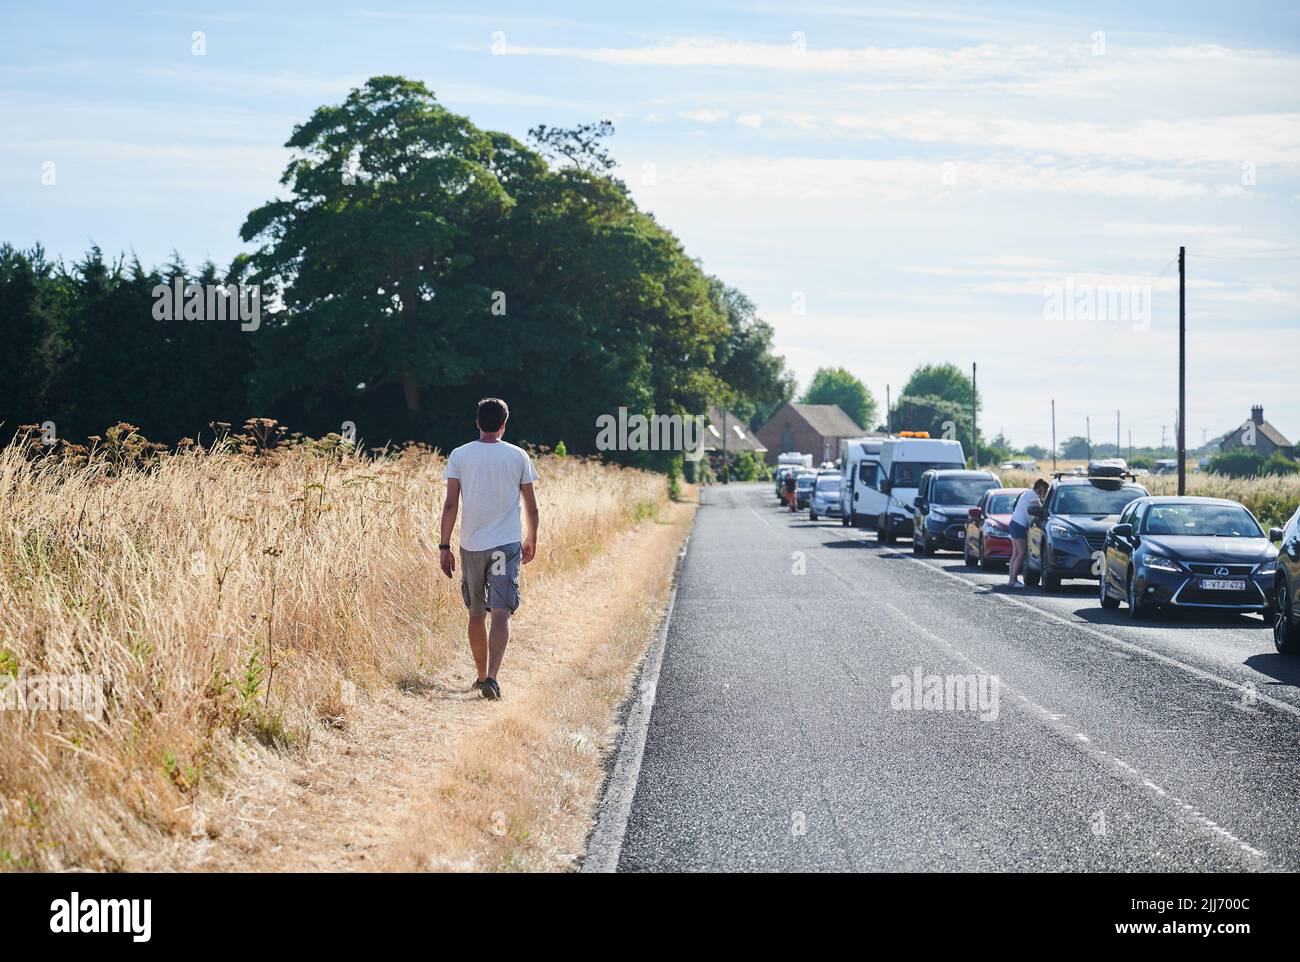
[898, 431, 931, 438]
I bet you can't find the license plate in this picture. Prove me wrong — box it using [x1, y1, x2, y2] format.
[1200, 578, 1246, 591]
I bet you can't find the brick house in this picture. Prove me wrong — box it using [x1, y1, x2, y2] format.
[1209, 405, 1295, 459]
[755, 402, 864, 466]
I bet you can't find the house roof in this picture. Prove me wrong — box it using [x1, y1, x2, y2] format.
[1215, 420, 1294, 450]
[783, 402, 864, 438]
[700, 406, 767, 453]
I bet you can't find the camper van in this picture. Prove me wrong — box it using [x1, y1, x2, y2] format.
[777, 451, 813, 470]
[838, 436, 889, 528]
[875, 435, 966, 543]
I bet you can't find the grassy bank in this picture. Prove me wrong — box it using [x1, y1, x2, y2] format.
[0, 429, 667, 870]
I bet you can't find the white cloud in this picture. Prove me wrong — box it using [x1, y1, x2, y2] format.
[679, 108, 729, 123]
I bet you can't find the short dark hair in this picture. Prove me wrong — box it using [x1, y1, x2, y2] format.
[477, 397, 509, 432]
[1032, 478, 1049, 493]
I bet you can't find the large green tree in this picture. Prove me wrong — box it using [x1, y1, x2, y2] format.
[900, 362, 978, 410]
[241, 76, 511, 431]
[801, 367, 874, 429]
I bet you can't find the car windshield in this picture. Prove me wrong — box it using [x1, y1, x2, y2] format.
[796, 475, 816, 488]
[985, 493, 1019, 515]
[932, 477, 998, 505]
[1142, 503, 1262, 538]
[816, 477, 840, 492]
[1053, 484, 1144, 515]
[891, 461, 960, 487]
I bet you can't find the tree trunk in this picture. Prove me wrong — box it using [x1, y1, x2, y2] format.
[399, 370, 422, 413]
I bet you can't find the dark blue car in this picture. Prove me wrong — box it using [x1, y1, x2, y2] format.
[1099, 496, 1279, 619]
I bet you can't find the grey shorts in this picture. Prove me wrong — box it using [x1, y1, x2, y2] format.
[459, 542, 521, 615]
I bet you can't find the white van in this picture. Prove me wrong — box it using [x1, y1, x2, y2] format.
[875, 436, 966, 543]
[778, 451, 813, 469]
[839, 436, 889, 528]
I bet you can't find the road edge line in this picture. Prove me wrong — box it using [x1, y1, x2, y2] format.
[581, 525, 694, 873]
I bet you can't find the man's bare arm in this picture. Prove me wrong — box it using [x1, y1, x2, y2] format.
[521, 482, 539, 564]
[439, 478, 460, 578]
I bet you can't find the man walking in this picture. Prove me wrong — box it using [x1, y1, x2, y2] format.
[439, 398, 539, 700]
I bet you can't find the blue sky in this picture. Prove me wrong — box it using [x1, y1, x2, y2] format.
[2, 1, 1298, 449]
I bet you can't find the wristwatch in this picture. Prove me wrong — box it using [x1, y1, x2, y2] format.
[438, 543, 451, 551]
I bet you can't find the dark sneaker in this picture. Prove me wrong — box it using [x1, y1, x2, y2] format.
[483, 677, 502, 700]
[471, 679, 488, 695]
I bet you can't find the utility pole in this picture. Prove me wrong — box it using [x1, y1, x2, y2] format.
[1086, 416, 1092, 463]
[1178, 245, 1186, 495]
[1051, 399, 1057, 473]
[1161, 425, 1167, 450]
[971, 362, 978, 467]
[886, 385, 892, 435]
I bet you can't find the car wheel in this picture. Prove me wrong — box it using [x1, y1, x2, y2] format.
[979, 542, 993, 570]
[1275, 578, 1300, 654]
[1042, 572, 1061, 592]
[1099, 571, 1119, 609]
[1127, 568, 1150, 620]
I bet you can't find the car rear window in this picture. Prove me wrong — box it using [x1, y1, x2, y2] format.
[816, 477, 840, 492]
[1053, 484, 1145, 515]
[932, 477, 998, 505]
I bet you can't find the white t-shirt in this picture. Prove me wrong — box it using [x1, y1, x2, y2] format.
[444, 440, 538, 552]
[1011, 490, 1040, 527]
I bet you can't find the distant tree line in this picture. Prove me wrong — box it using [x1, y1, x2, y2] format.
[1, 76, 793, 463]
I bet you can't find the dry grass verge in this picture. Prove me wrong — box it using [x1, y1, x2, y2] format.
[0, 432, 677, 871]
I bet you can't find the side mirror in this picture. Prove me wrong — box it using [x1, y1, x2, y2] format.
[913, 497, 925, 509]
[1270, 527, 1285, 542]
[969, 507, 982, 521]
[1112, 523, 1133, 539]
[1027, 504, 1043, 518]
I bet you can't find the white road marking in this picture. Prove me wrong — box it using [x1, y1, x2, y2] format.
[857, 531, 1300, 721]
[874, 598, 1267, 863]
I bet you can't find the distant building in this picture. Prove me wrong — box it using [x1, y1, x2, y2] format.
[1208, 405, 1295, 459]
[755, 402, 864, 466]
[699, 405, 767, 458]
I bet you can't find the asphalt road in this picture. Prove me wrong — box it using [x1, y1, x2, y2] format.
[615, 482, 1300, 872]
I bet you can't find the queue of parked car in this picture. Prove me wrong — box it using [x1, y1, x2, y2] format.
[772, 436, 1300, 654]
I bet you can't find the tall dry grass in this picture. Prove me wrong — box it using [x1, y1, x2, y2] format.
[999, 463, 1300, 527]
[0, 431, 665, 870]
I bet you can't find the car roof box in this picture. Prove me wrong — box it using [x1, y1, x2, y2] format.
[1087, 459, 1128, 478]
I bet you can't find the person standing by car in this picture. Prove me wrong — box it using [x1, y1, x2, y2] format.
[1008, 479, 1048, 588]
[783, 470, 798, 512]
[438, 398, 539, 700]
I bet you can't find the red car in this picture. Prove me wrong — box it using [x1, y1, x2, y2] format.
[963, 487, 1026, 568]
